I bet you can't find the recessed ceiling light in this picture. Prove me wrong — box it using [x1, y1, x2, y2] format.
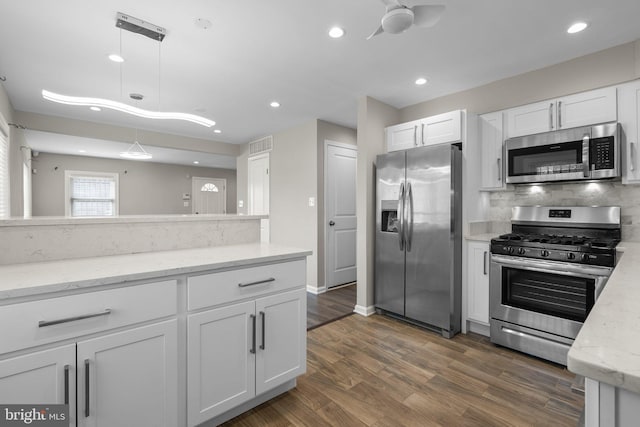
[567, 22, 588, 34]
[328, 27, 345, 38]
[90, 106, 101, 112]
[213, 129, 222, 134]
[193, 161, 199, 164]
[78, 150, 87, 153]
[415, 77, 428, 86]
[108, 54, 124, 63]
[270, 101, 280, 108]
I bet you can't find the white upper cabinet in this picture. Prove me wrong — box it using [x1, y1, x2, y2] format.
[618, 80, 640, 184]
[421, 110, 462, 146]
[505, 87, 617, 138]
[479, 111, 505, 190]
[386, 119, 421, 152]
[386, 111, 463, 152]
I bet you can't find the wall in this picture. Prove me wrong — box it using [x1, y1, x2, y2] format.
[355, 97, 400, 314]
[316, 120, 357, 290]
[0, 82, 25, 217]
[269, 121, 319, 288]
[31, 152, 236, 216]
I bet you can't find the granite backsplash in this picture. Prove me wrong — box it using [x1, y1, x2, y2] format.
[487, 181, 640, 241]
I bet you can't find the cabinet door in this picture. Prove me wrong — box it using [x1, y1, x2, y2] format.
[618, 81, 640, 183]
[255, 288, 306, 396]
[467, 242, 490, 324]
[557, 87, 617, 130]
[187, 301, 255, 426]
[77, 320, 178, 427]
[386, 120, 421, 152]
[0, 344, 76, 426]
[421, 110, 462, 146]
[479, 112, 505, 190]
[505, 100, 554, 138]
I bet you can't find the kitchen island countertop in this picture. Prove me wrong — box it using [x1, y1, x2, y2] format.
[0, 243, 311, 301]
[568, 241, 640, 393]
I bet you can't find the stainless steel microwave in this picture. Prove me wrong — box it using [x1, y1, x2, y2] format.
[505, 122, 620, 184]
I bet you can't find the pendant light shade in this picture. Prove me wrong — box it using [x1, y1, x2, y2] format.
[120, 140, 152, 160]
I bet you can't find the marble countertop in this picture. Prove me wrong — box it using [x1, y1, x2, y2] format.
[464, 233, 496, 242]
[0, 243, 311, 300]
[568, 241, 640, 393]
[0, 214, 267, 227]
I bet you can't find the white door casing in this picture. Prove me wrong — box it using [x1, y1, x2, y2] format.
[325, 141, 357, 289]
[192, 177, 226, 214]
[248, 153, 270, 242]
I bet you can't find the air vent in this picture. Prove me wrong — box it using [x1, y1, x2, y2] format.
[249, 136, 273, 156]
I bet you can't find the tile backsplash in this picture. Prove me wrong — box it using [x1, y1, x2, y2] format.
[487, 181, 640, 241]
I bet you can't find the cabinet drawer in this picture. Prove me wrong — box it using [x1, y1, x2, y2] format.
[0, 280, 177, 355]
[187, 260, 306, 311]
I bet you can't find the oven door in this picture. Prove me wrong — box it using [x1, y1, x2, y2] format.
[490, 254, 611, 339]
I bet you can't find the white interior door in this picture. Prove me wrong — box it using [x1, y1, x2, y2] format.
[325, 142, 357, 289]
[248, 154, 270, 242]
[192, 177, 226, 214]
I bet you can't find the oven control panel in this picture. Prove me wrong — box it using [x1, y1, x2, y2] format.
[489, 244, 615, 267]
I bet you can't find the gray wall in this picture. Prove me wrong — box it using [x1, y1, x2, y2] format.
[0, 82, 26, 217]
[32, 152, 236, 216]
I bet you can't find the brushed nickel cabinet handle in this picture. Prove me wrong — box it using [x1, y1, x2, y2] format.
[250, 314, 256, 354]
[549, 103, 554, 129]
[497, 158, 502, 182]
[631, 142, 636, 172]
[238, 278, 275, 288]
[483, 251, 488, 275]
[39, 309, 112, 327]
[84, 359, 90, 417]
[558, 101, 562, 128]
[64, 365, 70, 405]
[260, 311, 266, 350]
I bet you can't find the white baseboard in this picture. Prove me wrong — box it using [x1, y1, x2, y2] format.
[353, 304, 376, 316]
[467, 320, 490, 337]
[306, 285, 326, 295]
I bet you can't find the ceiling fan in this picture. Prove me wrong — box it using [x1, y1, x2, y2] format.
[367, 0, 445, 39]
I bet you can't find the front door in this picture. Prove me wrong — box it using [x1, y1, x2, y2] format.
[325, 142, 357, 289]
[192, 177, 226, 214]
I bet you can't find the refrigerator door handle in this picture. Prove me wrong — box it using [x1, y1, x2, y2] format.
[405, 181, 414, 252]
[397, 182, 405, 250]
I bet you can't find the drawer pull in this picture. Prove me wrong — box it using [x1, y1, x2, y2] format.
[64, 364, 70, 405]
[38, 309, 112, 327]
[85, 359, 90, 417]
[238, 278, 276, 288]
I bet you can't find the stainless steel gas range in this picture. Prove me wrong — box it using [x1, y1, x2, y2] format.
[489, 206, 620, 365]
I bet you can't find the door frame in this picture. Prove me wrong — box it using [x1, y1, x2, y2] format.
[191, 177, 227, 214]
[323, 140, 357, 293]
[247, 153, 270, 215]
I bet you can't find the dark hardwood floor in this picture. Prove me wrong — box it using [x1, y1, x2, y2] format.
[307, 284, 356, 330]
[223, 314, 584, 427]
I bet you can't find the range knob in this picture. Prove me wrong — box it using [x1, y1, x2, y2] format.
[507, 246, 515, 254]
[541, 249, 550, 257]
[581, 253, 590, 262]
[518, 247, 526, 255]
[566, 252, 576, 260]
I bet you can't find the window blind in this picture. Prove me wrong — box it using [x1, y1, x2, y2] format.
[69, 175, 116, 217]
[0, 131, 9, 218]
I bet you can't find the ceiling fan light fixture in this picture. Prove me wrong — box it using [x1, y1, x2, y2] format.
[42, 90, 216, 128]
[120, 140, 153, 160]
[381, 8, 414, 34]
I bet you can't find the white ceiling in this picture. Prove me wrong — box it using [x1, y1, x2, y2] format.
[1, 0, 640, 147]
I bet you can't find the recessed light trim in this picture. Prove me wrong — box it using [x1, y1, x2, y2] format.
[90, 106, 101, 111]
[214, 129, 222, 134]
[193, 161, 199, 164]
[415, 77, 428, 86]
[78, 150, 87, 153]
[108, 54, 124, 63]
[270, 101, 280, 108]
[328, 27, 345, 38]
[43, 90, 216, 128]
[567, 22, 588, 34]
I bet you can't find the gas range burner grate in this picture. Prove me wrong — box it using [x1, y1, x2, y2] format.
[496, 233, 618, 249]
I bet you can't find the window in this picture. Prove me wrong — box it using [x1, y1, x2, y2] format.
[65, 171, 119, 217]
[0, 117, 9, 218]
[200, 183, 219, 192]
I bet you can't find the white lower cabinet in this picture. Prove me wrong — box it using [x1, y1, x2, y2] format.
[187, 288, 306, 427]
[0, 344, 77, 425]
[467, 241, 490, 325]
[77, 320, 178, 427]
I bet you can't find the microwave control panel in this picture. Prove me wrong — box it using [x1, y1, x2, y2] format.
[590, 137, 614, 170]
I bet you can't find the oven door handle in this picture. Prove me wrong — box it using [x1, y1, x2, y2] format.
[490, 254, 613, 278]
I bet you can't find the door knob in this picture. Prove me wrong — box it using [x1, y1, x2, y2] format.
[329, 221, 335, 226]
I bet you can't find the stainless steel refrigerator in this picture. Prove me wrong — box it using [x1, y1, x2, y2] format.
[375, 143, 462, 338]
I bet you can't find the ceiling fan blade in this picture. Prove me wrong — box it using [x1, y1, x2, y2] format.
[381, 0, 402, 9]
[411, 5, 445, 28]
[366, 25, 385, 40]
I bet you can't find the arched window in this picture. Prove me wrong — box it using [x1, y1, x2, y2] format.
[201, 183, 219, 192]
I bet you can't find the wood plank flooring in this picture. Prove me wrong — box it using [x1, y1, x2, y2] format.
[223, 314, 584, 427]
[307, 284, 356, 330]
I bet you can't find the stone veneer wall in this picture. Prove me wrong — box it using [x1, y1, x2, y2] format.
[487, 181, 640, 241]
